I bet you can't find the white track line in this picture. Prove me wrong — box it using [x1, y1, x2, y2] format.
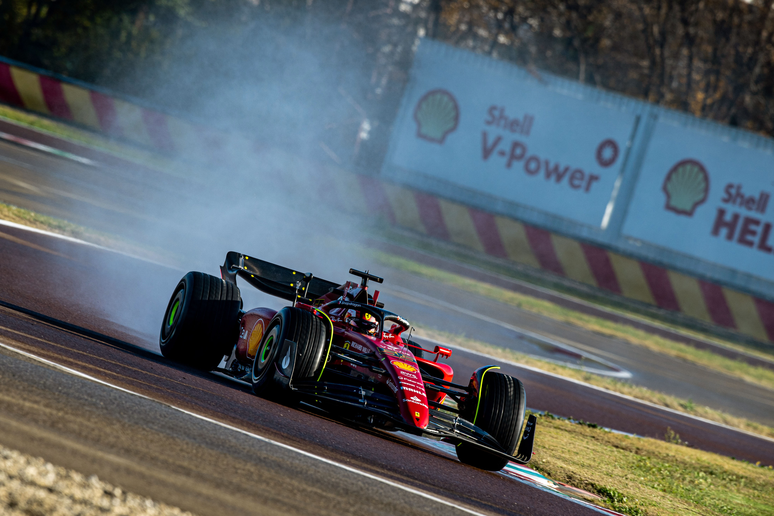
[0, 339, 486, 516]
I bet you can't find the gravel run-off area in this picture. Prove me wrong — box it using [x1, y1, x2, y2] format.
[0, 445, 194, 516]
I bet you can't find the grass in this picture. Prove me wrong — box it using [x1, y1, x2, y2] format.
[376, 252, 774, 392]
[0, 202, 175, 263]
[532, 413, 774, 515]
[418, 327, 774, 440]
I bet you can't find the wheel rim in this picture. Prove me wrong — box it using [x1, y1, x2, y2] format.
[161, 287, 185, 341]
[252, 324, 280, 385]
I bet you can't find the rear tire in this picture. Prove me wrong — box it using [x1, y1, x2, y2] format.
[251, 307, 328, 397]
[456, 371, 526, 471]
[160, 272, 241, 371]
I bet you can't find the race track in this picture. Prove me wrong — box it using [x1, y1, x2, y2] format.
[1, 128, 774, 515]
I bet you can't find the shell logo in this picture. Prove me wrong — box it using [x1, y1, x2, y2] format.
[413, 89, 459, 144]
[391, 361, 417, 373]
[663, 159, 710, 217]
[247, 320, 265, 358]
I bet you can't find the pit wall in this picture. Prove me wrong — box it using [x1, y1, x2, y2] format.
[1, 54, 774, 346]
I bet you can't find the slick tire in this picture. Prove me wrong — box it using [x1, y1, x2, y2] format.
[250, 307, 329, 398]
[160, 272, 242, 371]
[406, 339, 424, 359]
[456, 371, 526, 471]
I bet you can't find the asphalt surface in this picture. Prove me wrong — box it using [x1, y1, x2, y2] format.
[0, 232, 602, 516]
[2, 137, 774, 429]
[1, 124, 774, 514]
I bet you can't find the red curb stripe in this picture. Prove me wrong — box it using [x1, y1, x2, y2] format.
[580, 243, 621, 294]
[523, 225, 564, 276]
[39, 75, 73, 120]
[640, 262, 680, 311]
[414, 192, 450, 240]
[89, 91, 120, 135]
[754, 297, 774, 342]
[0, 63, 24, 107]
[698, 281, 736, 328]
[358, 176, 396, 224]
[469, 208, 507, 258]
[141, 109, 174, 152]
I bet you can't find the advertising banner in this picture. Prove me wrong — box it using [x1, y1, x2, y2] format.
[384, 40, 640, 227]
[622, 119, 774, 281]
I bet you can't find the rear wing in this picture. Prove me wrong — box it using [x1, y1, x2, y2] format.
[220, 251, 340, 304]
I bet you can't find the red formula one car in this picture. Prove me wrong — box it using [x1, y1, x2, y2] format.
[159, 252, 536, 471]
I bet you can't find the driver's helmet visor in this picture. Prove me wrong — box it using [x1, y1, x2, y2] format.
[345, 308, 381, 336]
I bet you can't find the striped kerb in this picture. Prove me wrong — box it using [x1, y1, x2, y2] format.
[89, 91, 120, 135]
[699, 280, 736, 328]
[608, 253, 655, 305]
[580, 243, 621, 294]
[640, 262, 680, 311]
[754, 298, 774, 342]
[437, 199, 484, 253]
[39, 75, 73, 120]
[523, 225, 564, 275]
[382, 182, 425, 234]
[469, 208, 507, 258]
[10, 67, 49, 114]
[723, 288, 768, 341]
[0, 63, 24, 106]
[61, 83, 101, 129]
[414, 192, 450, 240]
[550, 234, 597, 287]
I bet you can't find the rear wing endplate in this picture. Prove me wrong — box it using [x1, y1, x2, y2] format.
[220, 251, 340, 303]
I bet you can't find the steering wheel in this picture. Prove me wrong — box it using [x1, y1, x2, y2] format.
[383, 314, 411, 334]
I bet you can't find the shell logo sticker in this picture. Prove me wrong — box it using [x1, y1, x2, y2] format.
[663, 159, 709, 217]
[391, 361, 417, 373]
[414, 89, 459, 145]
[247, 320, 265, 358]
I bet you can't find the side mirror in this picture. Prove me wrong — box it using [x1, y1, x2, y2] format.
[433, 345, 452, 362]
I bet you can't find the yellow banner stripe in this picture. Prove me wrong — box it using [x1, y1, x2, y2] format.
[382, 182, 426, 234]
[437, 199, 485, 253]
[609, 253, 655, 305]
[551, 234, 597, 287]
[667, 270, 712, 322]
[493, 216, 540, 268]
[722, 288, 769, 341]
[60, 83, 100, 129]
[10, 67, 49, 115]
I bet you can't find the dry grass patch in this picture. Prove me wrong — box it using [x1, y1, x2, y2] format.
[533, 414, 774, 515]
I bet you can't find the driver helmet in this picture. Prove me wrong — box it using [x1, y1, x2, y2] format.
[346, 310, 378, 335]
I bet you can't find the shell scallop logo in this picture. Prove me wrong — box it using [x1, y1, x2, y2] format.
[663, 159, 710, 217]
[413, 89, 459, 144]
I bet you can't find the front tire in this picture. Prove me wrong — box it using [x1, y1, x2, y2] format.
[457, 371, 526, 471]
[160, 272, 241, 370]
[251, 307, 328, 397]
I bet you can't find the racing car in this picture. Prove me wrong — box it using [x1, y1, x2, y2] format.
[159, 251, 536, 471]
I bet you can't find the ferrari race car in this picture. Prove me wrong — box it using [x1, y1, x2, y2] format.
[159, 251, 536, 471]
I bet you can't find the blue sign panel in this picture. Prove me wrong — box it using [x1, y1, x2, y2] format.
[385, 40, 639, 227]
[622, 119, 774, 281]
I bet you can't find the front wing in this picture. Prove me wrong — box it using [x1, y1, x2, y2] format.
[290, 379, 536, 465]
